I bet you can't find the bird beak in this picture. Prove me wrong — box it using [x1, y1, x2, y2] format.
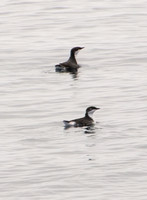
[96, 107, 100, 110]
[80, 47, 84, 49]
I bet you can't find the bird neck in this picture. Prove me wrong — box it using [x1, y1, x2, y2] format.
[69, 51, 77, 64]
[85, 112, 93, 119]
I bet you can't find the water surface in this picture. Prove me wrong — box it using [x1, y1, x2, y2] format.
[0, 0, 147, 199]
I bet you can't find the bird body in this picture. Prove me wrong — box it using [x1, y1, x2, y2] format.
[63, 106, 100, 127]
[55, 47, 84, 73]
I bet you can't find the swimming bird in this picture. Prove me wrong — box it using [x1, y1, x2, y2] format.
[55, 47, 84, 73]
[63, 106, 100, 127]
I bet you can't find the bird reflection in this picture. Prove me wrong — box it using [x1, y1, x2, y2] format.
[64, 124, 96, 135]
[84, 125, 96, 134]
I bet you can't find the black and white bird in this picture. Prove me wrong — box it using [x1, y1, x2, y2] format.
[63, 106, 100, 127]
[55, 47, 84, 73]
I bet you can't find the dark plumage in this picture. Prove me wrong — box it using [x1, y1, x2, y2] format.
[63, 106, 100, 127]
[55, 47, 84, 73]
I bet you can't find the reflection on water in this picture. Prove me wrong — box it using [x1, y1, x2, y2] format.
[55, 70, 79, 79]
[64, 124, 96, 134]
[0, 0, 147, 200]
[84, 126, 96, 134]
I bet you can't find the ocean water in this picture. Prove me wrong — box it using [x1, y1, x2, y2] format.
[0, 0, 147, 199]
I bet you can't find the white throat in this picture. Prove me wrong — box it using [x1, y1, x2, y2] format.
[75, 50, 80, 56]
[87, 110, 95, 118]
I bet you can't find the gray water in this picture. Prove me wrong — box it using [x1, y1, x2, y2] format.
[0, 0, 147, 199]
